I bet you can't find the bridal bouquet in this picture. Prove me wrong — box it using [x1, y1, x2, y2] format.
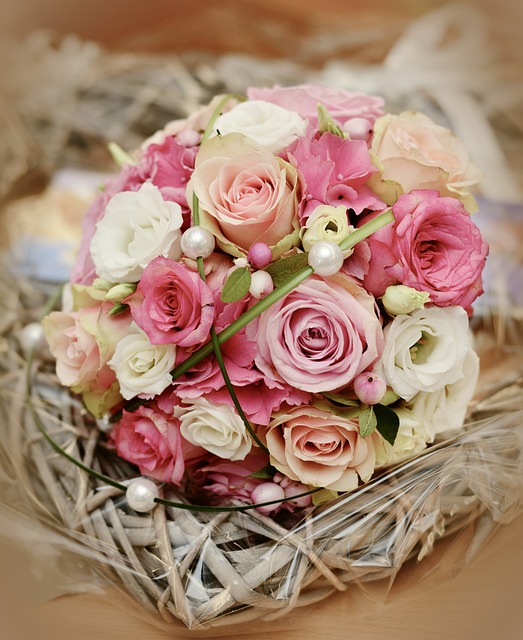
[42, 84, 488, 517]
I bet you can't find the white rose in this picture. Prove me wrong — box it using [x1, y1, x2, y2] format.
[300, 204, 354, 253]
[108, 324, 176, 400]
[176, 398, 252, 461]
[409, 347, 479, 442]
[90, 182, 183, 283]
[374, 407, 429, 466]
[212, 101, 307, 154]
[379, 306, 470, 401]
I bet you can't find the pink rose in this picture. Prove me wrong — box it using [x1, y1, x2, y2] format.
[188, 133, 301, 257]
[370, 111, 482, 211]
[126, 256, 214, 347]
[252, 273, 384, 393]
[265, 405, 376, 491]
[363, 190, 489, 314]
[113, 404, 200, 485]
[291, 132, 384, 220]
[247, 84, 384, 129]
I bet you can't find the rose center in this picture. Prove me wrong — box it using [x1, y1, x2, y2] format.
[298, 326, 329, 354]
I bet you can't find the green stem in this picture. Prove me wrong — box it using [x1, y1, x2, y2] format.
[171, 209, 395, 381]
[200, 93, 243, 145]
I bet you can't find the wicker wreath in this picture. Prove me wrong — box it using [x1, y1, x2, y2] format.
[1, 265, 522, 629]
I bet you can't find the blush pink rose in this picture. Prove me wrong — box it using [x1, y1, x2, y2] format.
[370, 111, 482, 212]
[42, 309, 112, 390]
[188, 133, 301, 257]
[113, 404, 200, 485]
[291, 132, 384, 220]
[126, 256, 215, 347]
[247, 84, 384, 129]
[252, 273, 384, 393]
[265, 405, 376, 491]
[363, 190, 489, 314]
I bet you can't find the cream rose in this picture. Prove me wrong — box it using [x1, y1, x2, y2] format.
[175, 397, 252, 461]
[212, 100, 307, 154]
[409, 347, 479, 442]
[374, 408, 429, 467]
[265, 405, 376, 491]
[300, 204, 354, 253]
[108, 323, 176, 400]
[370, 111, 482, 211]
[379, 306, 470, 401]
[90, 182, 183, 283]
[187, 133, 301, 257]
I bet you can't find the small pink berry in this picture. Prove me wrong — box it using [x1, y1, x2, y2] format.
[344, 117, 373, 142]
[284, 481, 312, 508]
[251, 482, 286, 514]
[353, 371, 387, 405]
[247, 242, 273, 269]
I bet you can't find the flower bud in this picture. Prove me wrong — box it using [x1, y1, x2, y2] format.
[300, 204, 354, 254]
[354, 371, 387, 405]
[249, 270, 274, 299]
[104, 282, 137, 303]
[382, 285, 430, 316]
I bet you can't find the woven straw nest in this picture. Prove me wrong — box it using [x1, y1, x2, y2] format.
[1, 264, 522, 629]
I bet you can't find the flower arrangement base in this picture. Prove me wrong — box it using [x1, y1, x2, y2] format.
[6, 323, 522, 628]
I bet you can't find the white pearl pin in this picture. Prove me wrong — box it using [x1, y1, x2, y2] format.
[307, 241, 344, 276]
[126, 478, 159, 513]
[181, 226, 215, 259]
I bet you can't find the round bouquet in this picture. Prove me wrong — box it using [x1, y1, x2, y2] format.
[24, 84, 521, 627]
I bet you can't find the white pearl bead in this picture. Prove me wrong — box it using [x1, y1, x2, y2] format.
[181, 226, 215, 259]
[307, 241, 344, 276]
[126, 478, 159, 513]
[18, 322, 45, 357]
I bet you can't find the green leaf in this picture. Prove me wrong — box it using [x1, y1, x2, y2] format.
[221, 267, 252, 302]
[108, 302, 129, 316]
[250, 464, 276, 479]
[265, 252, 309, 287]
[322, 392, 359, 407]
[374, 404, 400, 445]
[359, 405, 377, 437]
[312, 488, 339, 506]
[317, 103, 345, 138]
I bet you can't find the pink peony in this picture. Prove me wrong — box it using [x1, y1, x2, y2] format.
[363, 190, 489, 314]
[126, 256, 215, 348]
[188, 133, 301, 257]
[291, 132, 384, 220]
[113, 404, 201, 484]
[247, 84, 384, 129]
[252, 273, 384, 393]
[265, 405, 376, 491]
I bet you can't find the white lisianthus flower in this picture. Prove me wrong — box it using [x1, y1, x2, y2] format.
[374, 407, 429, 467]
[90, 182, 183, 283]
[379, 306, 470, 401]
[409, 347, 480, 442]
[212, 101, 307, 154]
[300, 204, 354, 254]
[175, 398, 252, 461]
[108, 324, 176, 400]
